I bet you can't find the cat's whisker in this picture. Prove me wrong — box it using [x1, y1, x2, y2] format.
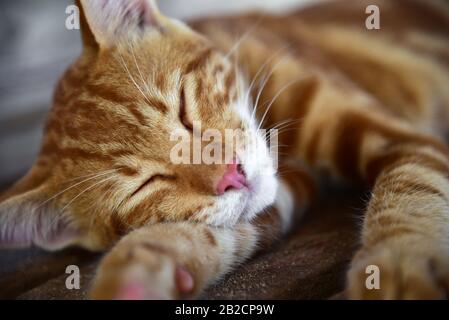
[117, 50, 154, 110]
[251, 72, 274, 123]
[128, 47, 158, 130]
[148, 69, 156, 87]
[232, 43, 245, 102]
[266, 123, 301, 139]
[268, 146, 290, 152]
[246, 44, 291, 111]
[274, 122, 303, 132]
[225, 14, 266, 60]
[269, 144, 290, 149]
[65, 168, 119, 183]
[276, 127, 300, 135]
[60, 175, 117, 213]
[251, 56, 289, 125]
[265, 127, 300, 144]
[257, 76, 306, 132]
[43, 174, 119, 240]
[276, 169, 298, 178]
[130, 45, 154, 104]
[268, 118, 302, 131]
[38, 169, 121, 208]
[264, 119, 301, 140]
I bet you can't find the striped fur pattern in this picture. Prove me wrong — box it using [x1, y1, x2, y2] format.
[2, 0, 449, 299]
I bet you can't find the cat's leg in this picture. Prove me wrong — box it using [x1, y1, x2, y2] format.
[90, 168, 313, 299]
[303, 102, 449, 299]
[90, 221, 261, 299]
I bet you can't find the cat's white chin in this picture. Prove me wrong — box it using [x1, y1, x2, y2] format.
[241, 173, 278, 221]
[200, 171, 278, 227]
[200, 104, 279, 227]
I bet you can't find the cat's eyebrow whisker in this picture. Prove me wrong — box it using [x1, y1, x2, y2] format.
[225, 13, 266, 60]
[117, 50, 154, 109]
[232, 44, 243, 100]
[257, 76, 306, 132]
[251, 56, 289, 125]
[38, 169, 121, 208]
[129, 46, 158, 130]
[265, 127, 299, 144]
[275, 169, 298, 178]
[130, 45, 153, 104]
[246, 44, 291, 109]
[256, 55, 289, 100]
[276, 126, 301, 135]
[265, 121, 302, 139]
[59, 175, 117, 213]
[149, 69, 156, 87]
[117, 47, 158, 130]
[235, 53, 250, 104]
[266, 118, 302, 133]
[268, 118, 302, 129]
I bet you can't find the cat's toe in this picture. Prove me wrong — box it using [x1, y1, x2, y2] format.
[89, 243, 195, 300]
[347, 242, 449, 300]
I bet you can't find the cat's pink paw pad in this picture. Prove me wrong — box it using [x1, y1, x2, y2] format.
[117, 282, 166, 300]
[175, 266, 194, 293]
[113, 266, 194, 300]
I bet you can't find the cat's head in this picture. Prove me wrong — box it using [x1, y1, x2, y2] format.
[0, 0, 278, 251]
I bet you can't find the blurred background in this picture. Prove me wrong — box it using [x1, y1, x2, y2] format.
[0, 0, 316, 189]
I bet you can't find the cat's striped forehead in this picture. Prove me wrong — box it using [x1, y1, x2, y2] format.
[78, 34, 238, 117]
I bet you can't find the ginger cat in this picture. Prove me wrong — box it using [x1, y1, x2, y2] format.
[1, 0, 449, 299]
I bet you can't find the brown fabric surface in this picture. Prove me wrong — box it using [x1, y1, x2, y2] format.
[0, 188, 361, 300]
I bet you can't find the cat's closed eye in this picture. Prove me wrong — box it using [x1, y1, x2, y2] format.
[131, 174, 177, 198]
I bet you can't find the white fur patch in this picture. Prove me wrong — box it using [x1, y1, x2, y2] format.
[275, 181, 295, 233]
[198, 75, 279, 226]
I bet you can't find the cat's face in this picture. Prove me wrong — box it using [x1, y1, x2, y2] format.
[0, 0, 277, 250]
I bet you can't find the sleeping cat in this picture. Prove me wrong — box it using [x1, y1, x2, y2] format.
[1, 0, 449, 299]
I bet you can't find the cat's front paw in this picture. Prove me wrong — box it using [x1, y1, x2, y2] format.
[90, 242, 194, 300]
[347, 240, 449, 299]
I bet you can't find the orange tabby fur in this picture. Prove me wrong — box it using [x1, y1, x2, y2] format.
[1, 0, 449, 299]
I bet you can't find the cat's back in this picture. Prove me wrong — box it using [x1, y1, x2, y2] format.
[190, 0, 449, 63]
[190, 0, 449, 130]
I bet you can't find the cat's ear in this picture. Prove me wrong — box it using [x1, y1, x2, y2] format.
[77, 0, 164, 49]
[0, 183, 82, 251]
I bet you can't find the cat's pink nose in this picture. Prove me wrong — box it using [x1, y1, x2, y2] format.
[216, 161, 247, 195]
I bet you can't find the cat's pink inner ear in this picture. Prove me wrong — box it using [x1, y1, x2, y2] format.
[134, 0, 161, 26]
[80, 0, 163, 46]
[0, 195, 82, 250]
[99, 0, 161, 25]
